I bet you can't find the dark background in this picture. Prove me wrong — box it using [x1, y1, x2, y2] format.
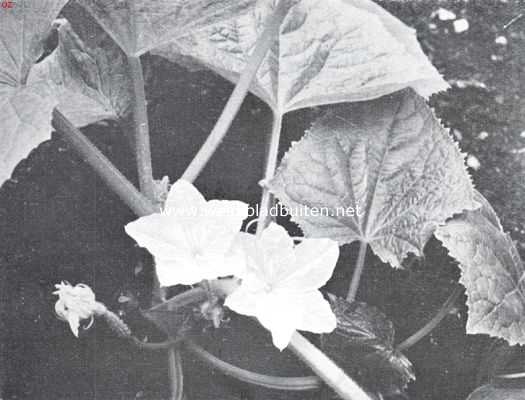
[1, 1, 525, 399]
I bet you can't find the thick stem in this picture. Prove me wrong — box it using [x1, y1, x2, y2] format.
[256, 112, 283, 236]
[181, 0, 288, 183]
[346, 241, 368, 302]
[288, 333, 374, 400]
[397, 285, 463, 351]
[168, 347, 184, 400]
[128, 54, 155, 201]
[185, 340, 320, 391]
[52, 109, 157, 217]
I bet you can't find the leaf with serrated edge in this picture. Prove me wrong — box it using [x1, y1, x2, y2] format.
[268, 89, 479, 268]
[0, 0, 68, 187]
[75, 0, 257, 57]
[29, 19, 133, 128]
[435, 193, 525, 345]
[466, 384, 525, 400]
[153, 0, 448, 115]
[323, 295, 415, 397]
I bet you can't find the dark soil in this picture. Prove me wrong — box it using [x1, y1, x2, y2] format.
[1, 1, 525, 400]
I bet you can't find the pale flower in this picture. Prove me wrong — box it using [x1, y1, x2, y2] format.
[125, 179, 249, 286]
[225, 223, 339, 350]
[54, 282, 106, 337]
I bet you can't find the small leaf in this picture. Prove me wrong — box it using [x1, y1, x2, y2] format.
[29, 19, 133, 128]
[323, 296, 415, 397]
[268, 89, 479, 267]
[466, 384, 525, 400]
[0, 0, 67, 187]
[154, 0, 448, 115]
[435, 192, 525, 345]
[76, 0, 257, 57]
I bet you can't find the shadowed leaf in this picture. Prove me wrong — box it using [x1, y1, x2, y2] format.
[29, 19, 133, 128]
[322, 295, 415, 398]
[76, 0, 256, 56]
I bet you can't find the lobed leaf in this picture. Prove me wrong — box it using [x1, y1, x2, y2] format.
[154, 0, 448, 115]
[435, 192, 525, 345]
[322, 295, 415, 397]
[268, 89, 479, 267]
[0, 0, 68, 187]
[75, 0, 257, 57]
[29, 19, 133, 128]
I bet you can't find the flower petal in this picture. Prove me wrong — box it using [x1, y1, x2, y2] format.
[164, 179, 206, 212]
[67, 313, 81, 337]
[279, 238, 339, 291]
[256, 223, 296, 284]
[255, 292, 301, 351]
[294, 290, 337, 334]
[125, 213, 192, 259]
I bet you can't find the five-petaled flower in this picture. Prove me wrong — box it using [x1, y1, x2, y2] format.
[225, 223, 339, 350]
[54, 281, 106, 337]
[125, 179, 249, 286]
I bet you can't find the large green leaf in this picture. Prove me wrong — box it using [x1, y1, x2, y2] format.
[0, 0, 68, 186]
[29, 19, 133, 128]
[154, 0, 448, 115]
[268, 89, 479, 267]
[75, 0, 256, 57]
[435, 192, 525, 345]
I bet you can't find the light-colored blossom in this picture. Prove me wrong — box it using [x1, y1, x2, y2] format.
[54, 282, 105, 337]
[225, 223, 339, 350]
[125, 179, 249, 286]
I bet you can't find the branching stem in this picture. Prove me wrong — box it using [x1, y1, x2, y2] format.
[346, 241, 368, 302]
[128, 54, 155, 201]
[181, 0, 288, 182]
[397, 285, 463, 351]
[52, 109, 157, 217]
[256, 112, 283, 236]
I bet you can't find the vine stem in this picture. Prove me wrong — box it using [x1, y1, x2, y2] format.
[168, 346, 184, 400]
[181, 0, 288, 183]
[128, 54, 155, 201]
[184, 340, 321, 391]
[256, 112, 283, 236]
[346, 241, 368, 302]
[52, 109, 157, 217]
[397, 285, 463, 351]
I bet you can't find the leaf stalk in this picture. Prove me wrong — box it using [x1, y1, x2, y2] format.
[347, 241, 368, 302]
[257, 112, 283, 236]
[51, 109, 157, 217]
[181, 0, 288, 182]
[128, 54, 155, 201]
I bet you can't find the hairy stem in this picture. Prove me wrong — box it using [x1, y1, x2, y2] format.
[185, 340, 320, 391]
[288, 332, 374, 400]
[397, 285, 463, 351]
[346, 241, 368, 302]
[128, 55, 155, 201]
[168, 346, 184, 400]
[256, 112, 283, 236]
[181, 0, 288, 182]
[52, 109, 157, 217]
